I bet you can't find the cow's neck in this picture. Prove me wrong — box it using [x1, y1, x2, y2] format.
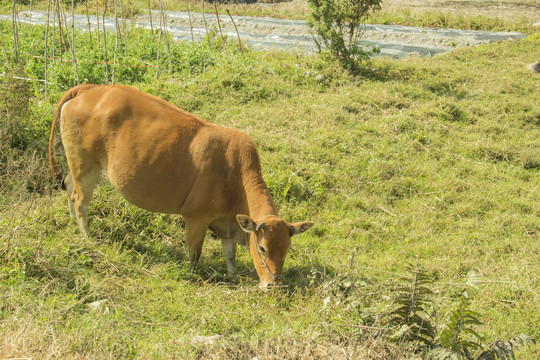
[242, 171, 278, 220]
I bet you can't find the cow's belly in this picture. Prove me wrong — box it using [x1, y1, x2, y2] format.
[100, 124, 199, 214]
[105, 158, 193, 214]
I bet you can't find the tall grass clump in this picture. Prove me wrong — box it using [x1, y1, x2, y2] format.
[0, 65, 31, 152]
[0, 63, 53, 197]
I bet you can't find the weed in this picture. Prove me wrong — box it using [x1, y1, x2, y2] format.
[389, 263, 436, 347]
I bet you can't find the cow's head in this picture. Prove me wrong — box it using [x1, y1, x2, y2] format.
[236, 214, 314, 288]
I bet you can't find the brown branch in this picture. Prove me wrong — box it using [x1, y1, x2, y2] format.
[226, 10, 243, 55]
[214, 2, 225, 45]
[202, 0, 211, 47]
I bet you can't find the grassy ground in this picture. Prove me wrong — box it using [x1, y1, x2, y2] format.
[1, 1, 539, 359]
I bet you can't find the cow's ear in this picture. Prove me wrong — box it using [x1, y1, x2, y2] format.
[289, 221, 314, 237]
[237, 215, 256, 233]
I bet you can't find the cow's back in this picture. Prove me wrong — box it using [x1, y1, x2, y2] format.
[60, 85, 222, 214]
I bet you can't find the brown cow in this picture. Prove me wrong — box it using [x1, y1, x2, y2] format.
[49, 84, 313, 288]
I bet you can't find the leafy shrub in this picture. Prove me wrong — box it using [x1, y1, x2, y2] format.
[307, 0, 382, 72]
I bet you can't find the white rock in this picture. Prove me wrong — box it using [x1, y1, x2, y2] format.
[192, 334, 224, 345]
[86, 299, 109, 313]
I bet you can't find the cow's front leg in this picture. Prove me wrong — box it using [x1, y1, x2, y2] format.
[184, 218, 209, 270]
[221, 239, 238, 275]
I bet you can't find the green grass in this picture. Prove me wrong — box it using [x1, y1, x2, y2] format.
[1, 6, 539, 360]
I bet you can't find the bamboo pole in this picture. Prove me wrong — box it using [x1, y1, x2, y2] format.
[148, 0, 154, 34]
[186, 3, 194, 43]
[214, 2, 225, 41]
[85, 0, 92, 43]
[156, 24, 162, 79]
[70, 0, 80, 84]
[214, 2, 224, 46]
[51, 0, 56, 63]
[58, 0, 79, 83]
[119, 0, 128, 56]
[102, 0, 109, 84]
[11, 0, 19, 60]
[156, 1, 163, 79]
[111, 0, 120, 84]
[159, 0, 172, 72]
[95, 0, 100, 47]
[55, 0, 65, 60]
[226, 10, 243, 55]
[201, 0, 210, 47]
[44, 0, 52, 95]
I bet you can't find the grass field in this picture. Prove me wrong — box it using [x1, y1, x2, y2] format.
[1, 1, 539, 359]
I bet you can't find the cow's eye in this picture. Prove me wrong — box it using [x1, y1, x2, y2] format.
[258, 245, 267, 254]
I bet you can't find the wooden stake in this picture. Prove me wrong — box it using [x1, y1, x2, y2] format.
[11, 0, 19, 60]
[95, 0, 100, 47]
[44, 0, 52, 95]
[155, 2, 162, 79]
[202, 0, 210, 47]
[119, 0, 128, 56]
[55, 0, 65, 59]
[186, 3, 194, 43]
[70, 0, 80, 84]
[113, 0, 119, 83]
[85, 0, 92, 43]
[51, 0, 56, 63]
[148, 0, 154, 34]
[159, 0, 173, 72]
[58, 0, 79, 84]
[102, 0, 109, 84]
[226, 10, 243, 55]
[214, 2, 224, 44]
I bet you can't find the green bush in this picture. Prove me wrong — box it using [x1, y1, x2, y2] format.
[307, 0, 382, 72]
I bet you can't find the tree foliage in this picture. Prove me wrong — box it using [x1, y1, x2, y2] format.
[307, 0, 382, 72]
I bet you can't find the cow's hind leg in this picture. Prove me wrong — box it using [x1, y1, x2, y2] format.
[69, 166, 100, 237]
[184, 218, 210, 270]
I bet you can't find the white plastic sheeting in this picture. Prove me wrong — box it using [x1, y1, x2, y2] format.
[2, 10, 527, 58]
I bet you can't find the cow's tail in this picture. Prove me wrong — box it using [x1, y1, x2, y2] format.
[49, 85, 90, 190]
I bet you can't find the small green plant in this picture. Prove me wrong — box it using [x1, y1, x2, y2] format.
[307, 0, 381, 73]
[428, 332, 536, 360]
[476, 334, 536, 360]
[389, 262, 436, 347]
[438, 295, 484, 358]
[390, 264, 536, 360]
